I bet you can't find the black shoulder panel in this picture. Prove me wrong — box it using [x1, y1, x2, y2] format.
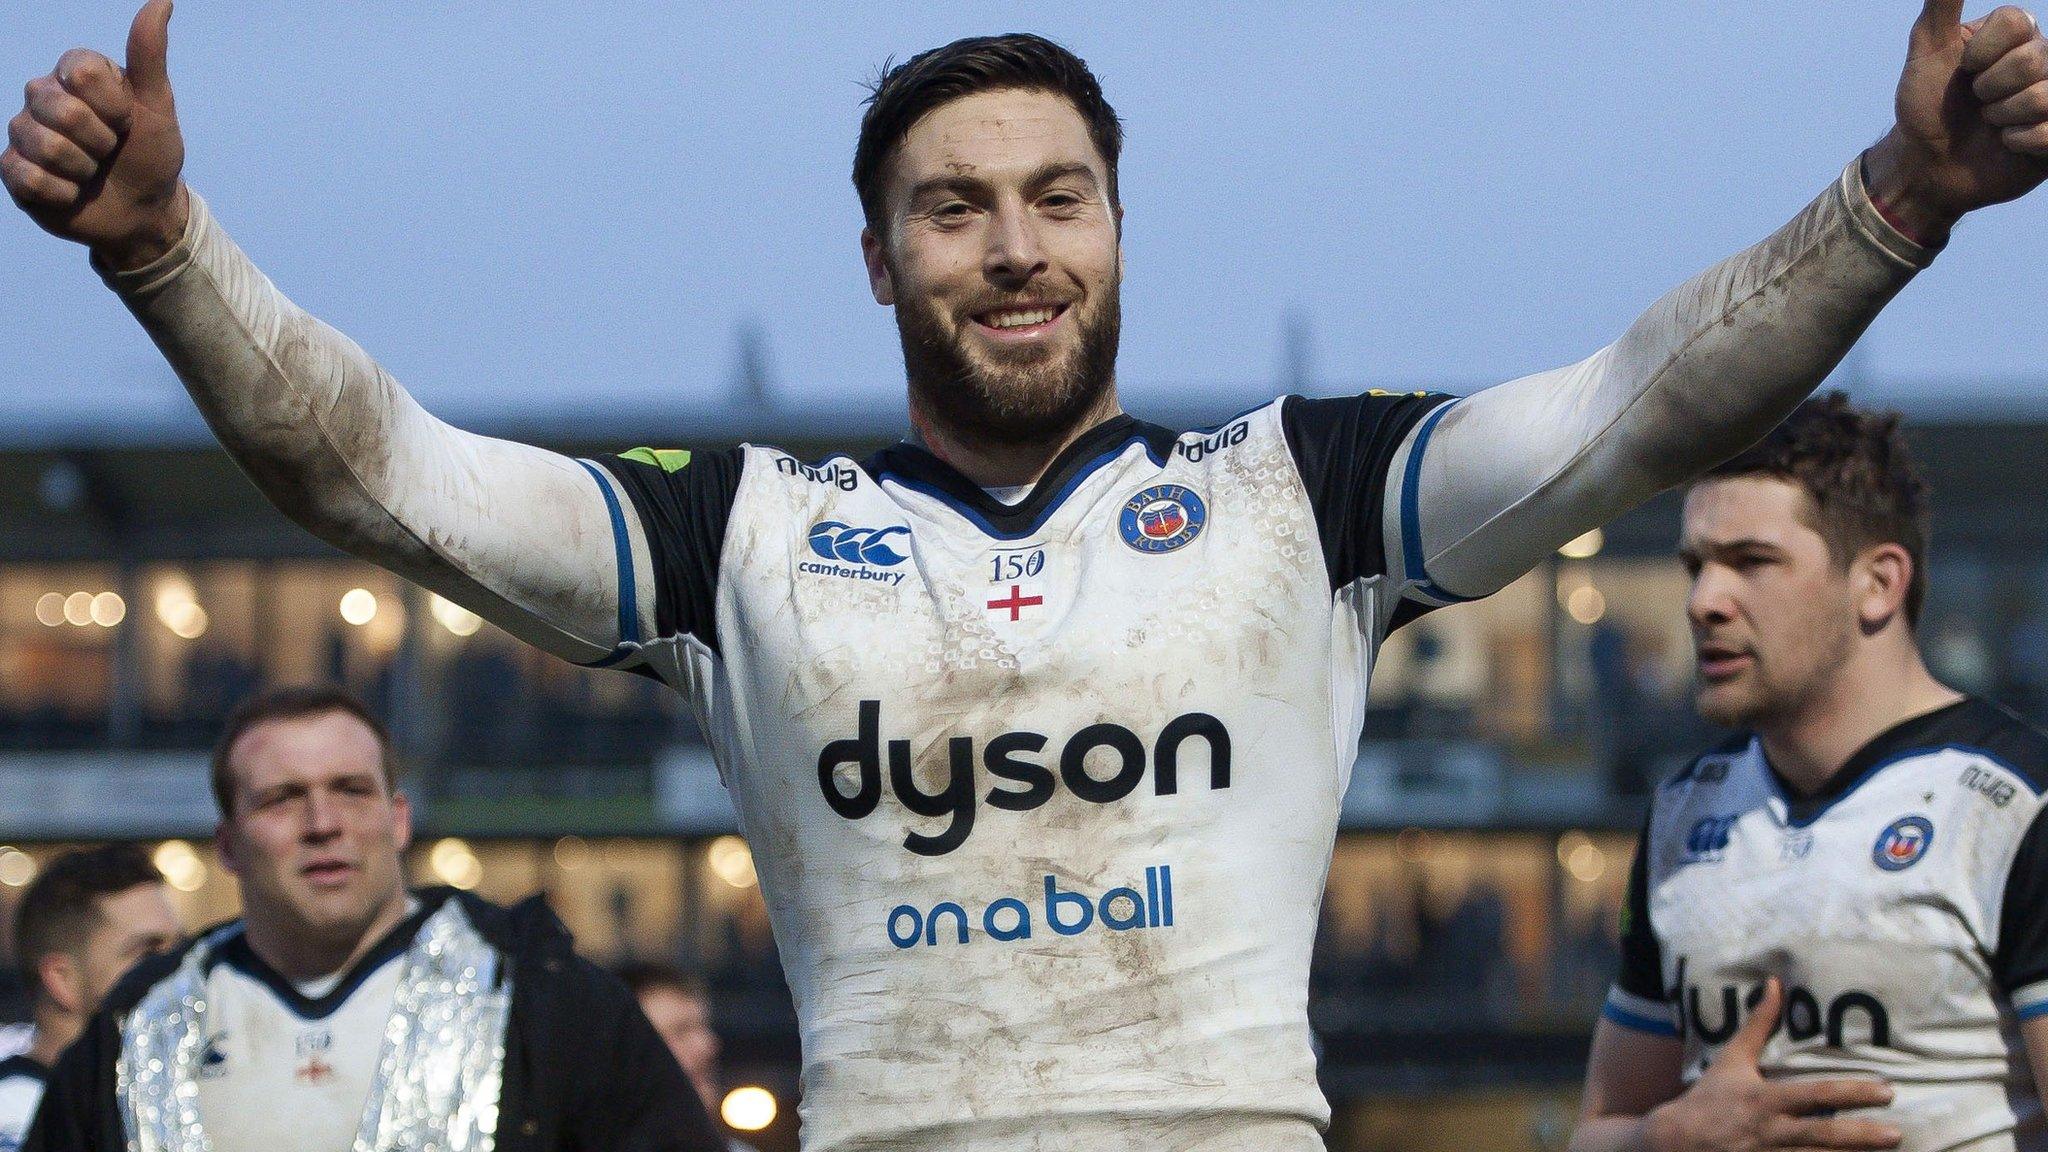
[1952, 698, 2048, 795]
[1279, 392, 1452, 594]
[1615, 806, 1666, 1003]
[596, 446, 746, 656]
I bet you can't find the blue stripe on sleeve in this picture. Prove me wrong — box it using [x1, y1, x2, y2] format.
[1601, 1001, 1680, 1037]
[1398, 400, 1476, 603]
[576, 459, 640, 667]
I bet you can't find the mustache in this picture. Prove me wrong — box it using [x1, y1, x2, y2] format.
[955, 292, 1075, 315]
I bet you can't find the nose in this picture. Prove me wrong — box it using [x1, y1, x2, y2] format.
[302, 790, 343, 842]
[983, 197, 1048, 290]
[1687, 566, 1737, 631]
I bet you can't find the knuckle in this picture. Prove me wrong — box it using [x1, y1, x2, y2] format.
[55, 48, 110, 86]
[44, 99, 90, 136]
[5, 156, 54, 200]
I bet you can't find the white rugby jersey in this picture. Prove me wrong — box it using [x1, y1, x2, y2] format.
[595, 393, 1452, 1150]
[1606, 698, 2048, 1152]
[187, 908, 420, 1152]
[0, 1054, 46, 1152]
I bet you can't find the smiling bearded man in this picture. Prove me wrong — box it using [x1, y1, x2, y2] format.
[9, 4, 2048, 1149]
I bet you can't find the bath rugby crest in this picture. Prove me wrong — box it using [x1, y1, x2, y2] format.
[1118, 484, 1207, 553]
[596, 392, 1451, 1151]
[1608, 699, 2048, 1152]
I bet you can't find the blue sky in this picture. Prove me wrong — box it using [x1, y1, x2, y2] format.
[4, 2, 2045, 444]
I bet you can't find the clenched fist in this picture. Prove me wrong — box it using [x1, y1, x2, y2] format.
[1867, 0, 2048, 244]
[3, 0, 187, 271]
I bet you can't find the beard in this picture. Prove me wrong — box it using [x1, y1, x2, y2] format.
[893, 273, 1121, 450]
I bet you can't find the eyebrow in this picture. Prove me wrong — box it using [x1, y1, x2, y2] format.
[906, 161, 1101, 208]
[1678, 537, 1784, 561]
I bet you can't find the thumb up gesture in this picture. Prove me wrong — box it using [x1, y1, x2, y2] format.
[3, 0, 188, 270]
[1868, 1, 2048, 242]
[1640, 979, 1902, 1151]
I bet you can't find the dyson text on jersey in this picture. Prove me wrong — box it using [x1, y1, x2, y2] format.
[818, 701, 1232, 856]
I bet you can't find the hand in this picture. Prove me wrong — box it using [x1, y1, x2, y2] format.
[2, 0, 187, 270]
[1642, 979, 1901, 1152]
[1866, 0, 2048, 243]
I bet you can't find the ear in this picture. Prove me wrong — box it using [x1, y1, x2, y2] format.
[37, 952, 85, 1016]
[390, 791, 414, 856]
[1855, 542, 1914, 634]
[862, 227, 895, 306]
[213, 820, 241, 877]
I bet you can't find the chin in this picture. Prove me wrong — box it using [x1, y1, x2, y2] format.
[900, 284, 1121, 449]
[296, 886, 378, 925]
[1694, 682, 1764, 729]
[948, 367, 1105, 446]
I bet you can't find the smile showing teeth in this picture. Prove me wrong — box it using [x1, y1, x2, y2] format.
[980, 306, 1060, 330]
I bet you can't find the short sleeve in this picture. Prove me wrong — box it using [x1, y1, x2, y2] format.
[1603, 818, 1677, 1037]
[1995, 805, 2048, 1020]
[596, 447, 745, 656]
[1279, 391, 1453, 608]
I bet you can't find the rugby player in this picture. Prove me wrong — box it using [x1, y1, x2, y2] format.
[1571, 396, 2048, 1152]
[0, 846, 179, 1152]
[25, 687, 722, 1152]
[8, 3, 2048, 1148]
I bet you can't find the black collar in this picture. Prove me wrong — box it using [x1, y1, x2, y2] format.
[0, 1053, 47, 1083]
[212, 895, 440, 1021]
[864, 414, 1179, 540]
[1766, 697, 1979, 825]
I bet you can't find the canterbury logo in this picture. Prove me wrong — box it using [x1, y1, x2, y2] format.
[808, 522, 911, 567]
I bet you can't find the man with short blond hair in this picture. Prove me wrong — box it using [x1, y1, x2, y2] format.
[26, 687, 720, 1152]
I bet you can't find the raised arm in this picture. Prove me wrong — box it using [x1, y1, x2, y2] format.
[3, 2, 653, 666]
[1381, 0, 2048, 604]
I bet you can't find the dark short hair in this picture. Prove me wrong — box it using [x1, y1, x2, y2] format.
[616, 960, 707, 1004]
[13, 844, 163, 1004]
[1701, 391, 1931, 625]
[210, 685, 396, 817]
[853, 33, 1123, 228]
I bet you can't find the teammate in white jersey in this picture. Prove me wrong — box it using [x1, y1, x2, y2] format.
[25, 687, 722, 1152]
[1572, 396, 2048, 1152]
[9, 3, 2048, 1148]
[1, 847, 179, 1152]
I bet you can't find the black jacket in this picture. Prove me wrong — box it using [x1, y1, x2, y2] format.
[25, 887, 723, 1152]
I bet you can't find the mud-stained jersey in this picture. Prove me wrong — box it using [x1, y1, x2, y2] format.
[185, 916, 414, 1152]
[594, 393, 1447, 1151]
[1606, 698, 2048, 1152]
